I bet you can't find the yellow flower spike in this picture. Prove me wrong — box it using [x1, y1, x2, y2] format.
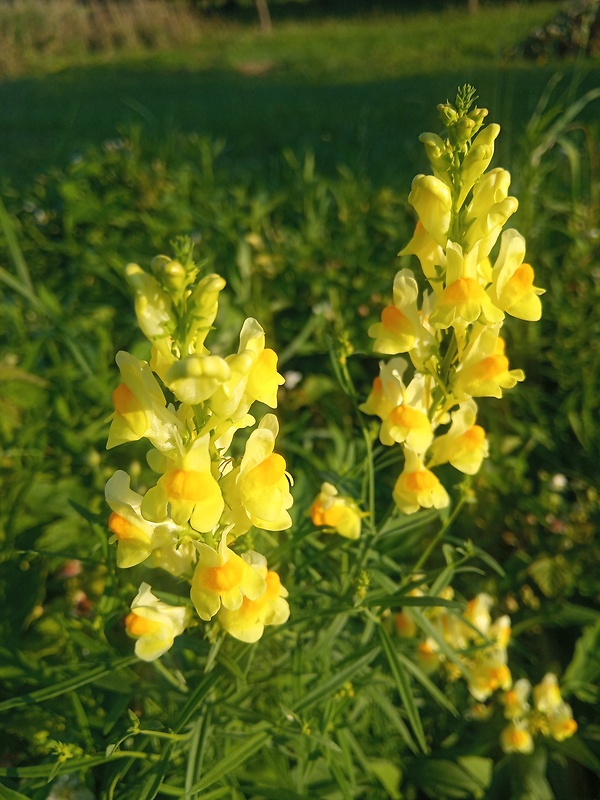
[107, 351, 184, 452]
[190, 538, 266, 621]
[237, 414, 293, 531]
[399, 220, 446, 294]
[488, 229, 544, 321]
[500, 720, 535, 754]
[429, 242, 504, 331]
[407, 174, 453, 247]
[392, 447, 449, 515]
[124, 264, 174, 360]
[310, 482, 362, 540]
[125, 582, 190, 662]
[455, 123, 501, 209]
[452, 325, 525, 400]
[428, 400, 489, 475]
[218, 558, 290, 642]
[165, 353, 231, 405]
[501, 678, 532, 720]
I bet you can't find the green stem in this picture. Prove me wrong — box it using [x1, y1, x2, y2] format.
[410, 492, 467, 577]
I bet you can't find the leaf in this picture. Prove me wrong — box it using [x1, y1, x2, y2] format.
[377, 624, 427, 754]
[407, 756, 492, 799]
[0, 655, 137, 713]
[368, 758, 402, 799]
[0, 782, 33, 800]
[562, 619, 600, 702]
[187, 729, 271, 794]
[528, 555, 573, 598]
[293, 645, 379, 714]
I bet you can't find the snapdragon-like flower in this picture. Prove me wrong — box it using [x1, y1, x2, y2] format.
[125, 582, 190, 661]
[217, 554, 289, 642]
[392, 448, 449, 515]
[310, 482, 362, 540]
[191, 538, 266, 621]
[427, 400, 489, 474]
[107, 351, 184, 452]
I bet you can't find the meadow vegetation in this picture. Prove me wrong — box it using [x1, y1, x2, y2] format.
[1, 1, 600, 798]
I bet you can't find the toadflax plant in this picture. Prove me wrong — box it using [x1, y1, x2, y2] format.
[105, 239, 292, 660]
[361, 85, 545, 515]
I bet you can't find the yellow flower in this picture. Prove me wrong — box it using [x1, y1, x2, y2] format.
[392, 447, 449, 515]
[107, 351, 184, 452]
[547, 704, 578, 741]
[359, 375, 395, 420]
[428, 400, 489, 475]
[379, 372, 434, 455]
[407, 174, 453, 247]
[501, 678, 532, 720]
[452, 325, 524, 400]
[125, 264, 174, 360]
[468, 653, 512, 702]
[165, 354, 231, 405]
[455, 123, 500, 209]
[533, 673, 564, 715]
[142, 434, 224, 533]
[368, 269, 422, 354]
[310, 482, 362, 540]
[429, 242, 504, 330]
[125, 582, 190, 661]
[238, 318, 285, 408]
[236, 414, 293, 531]
[218, 557, 290, 642]
[399, 220, 446, 294]
[190, 538, 266, 621]
[105, 470, 183, 570]
[500, 720, 535, 754]
[487, 229, 544, 321]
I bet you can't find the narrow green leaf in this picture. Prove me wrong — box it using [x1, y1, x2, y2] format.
[293, 646, 379, 713]
[394, 649, 458, 716]
[367, 685, 418, 755]
[0, 750, 148, 779]
[0, 782, 33, 800]
[0, 655, 138, 713]
[377, 625, 427, 753]
[187, 729, 270, 794]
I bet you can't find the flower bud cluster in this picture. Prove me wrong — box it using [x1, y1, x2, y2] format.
[106, 242, 291, 660]
[362, 90, 544, 514]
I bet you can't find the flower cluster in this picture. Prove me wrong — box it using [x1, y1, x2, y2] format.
[106, 241, 291, 660]
[396, 589, 577, 751]
[398, 590, 512, 701]
[500, 672, 578, 754]
[361, 86, 544, 514]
